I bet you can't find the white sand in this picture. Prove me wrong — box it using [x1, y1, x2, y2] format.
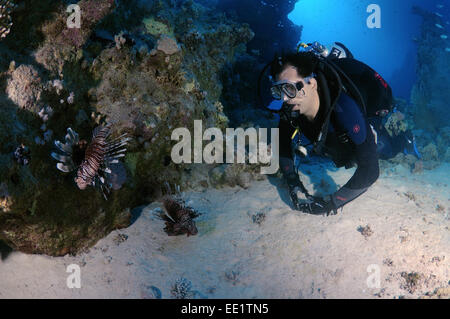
[0, 162, 449, 299]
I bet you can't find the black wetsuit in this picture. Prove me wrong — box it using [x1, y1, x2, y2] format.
[279, 91, 380, 209]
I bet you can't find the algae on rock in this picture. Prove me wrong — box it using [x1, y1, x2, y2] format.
[0, 0, 259, 256]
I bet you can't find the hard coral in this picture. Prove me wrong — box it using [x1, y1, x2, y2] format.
[444, 147, 450, 163]
[156, 35, 180, 55]
[143, 17, 173, 37]
[401, 272, 423, 294]
[421, 143, 439, 161]
[61, 0, 116, 48]
[14, 144, 30, 165]
[411, 7, 450, 129]
[171, 278, 193, 299]
[35, 0, 116, 74]
[384, 111, 407, 137]
[182, 30, 204, 51]
[6, 64, 43, 112]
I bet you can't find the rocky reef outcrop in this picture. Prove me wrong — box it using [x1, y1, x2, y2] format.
[214, 0, 302, 63]
[378, 6, 450, 173]
[414, 7, 450, 163]
[410, 6, 450, 131]
[0, 0, 265, 255]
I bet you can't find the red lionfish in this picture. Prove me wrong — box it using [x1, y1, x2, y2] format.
[0, 0, 16, 40]
[157, 197, 199, 236]
[51, 125, 130, 199]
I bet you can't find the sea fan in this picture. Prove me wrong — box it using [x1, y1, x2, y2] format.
[158, 197, 199, 236]
[51, 125, 130, 199]
[0, 0, 16, 39]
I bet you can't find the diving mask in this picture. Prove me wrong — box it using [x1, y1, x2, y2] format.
[270, 80, 305, 100]
[270, 74, 315, 100]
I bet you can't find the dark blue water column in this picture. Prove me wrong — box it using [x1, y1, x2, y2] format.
[288, 0, 448, 100]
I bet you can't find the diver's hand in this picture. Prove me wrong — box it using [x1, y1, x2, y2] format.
[288, 185, 301, 210]
[285, 172, 310, 210]
[297, 196, 337, 216]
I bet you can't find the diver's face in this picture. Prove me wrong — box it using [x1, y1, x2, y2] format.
[276, 65, 319, 120]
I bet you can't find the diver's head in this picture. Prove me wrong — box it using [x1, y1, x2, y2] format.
[270, 52, 320, 121]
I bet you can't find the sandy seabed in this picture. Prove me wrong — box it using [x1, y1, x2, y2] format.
[0, 162, 449, 299]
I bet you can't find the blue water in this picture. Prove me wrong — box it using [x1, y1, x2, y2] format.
[288, 0, 450, 100]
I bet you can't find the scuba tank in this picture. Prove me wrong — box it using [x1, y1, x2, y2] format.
[296, 41, 354, 60]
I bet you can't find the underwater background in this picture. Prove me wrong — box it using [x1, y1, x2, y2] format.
[0, 0, 449, 299]
[289, 0, 450, 99]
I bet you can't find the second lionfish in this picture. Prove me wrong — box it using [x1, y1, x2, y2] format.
[51, 125, 130, 199]
[0, 0, 16, 39]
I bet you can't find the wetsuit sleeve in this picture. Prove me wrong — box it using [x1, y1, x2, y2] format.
[331, 125, 379, 208]
[278, 119, 296, 177]
[331, 95, 380, 209]
[279, 119, 295, 159]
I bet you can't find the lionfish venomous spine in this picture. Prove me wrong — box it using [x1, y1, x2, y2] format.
[0, 0, 16, 39]
[51, 125, 130, 199]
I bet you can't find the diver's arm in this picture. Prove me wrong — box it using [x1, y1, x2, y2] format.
[278, 119, 312, 208]
[278, 118, 296, 177]
[299, 127, 379, 215]
[328, 94, 379, 209]
[330, 125, 379, 209]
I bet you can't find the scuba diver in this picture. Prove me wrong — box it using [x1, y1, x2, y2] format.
[259, 42, 419, 216]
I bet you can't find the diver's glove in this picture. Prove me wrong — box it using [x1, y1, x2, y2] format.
[297, 195, 338, 216]
[285, 172, 312, 210]
[289, 185, 301, 210]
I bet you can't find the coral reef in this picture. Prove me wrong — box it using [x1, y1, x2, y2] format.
[34, 0, 116, 76]
[412, 160, 424, 174]
[444, 148, 450, 163]
[357, 225, 374, 239]
[400, 271, 423, 294]
[171, 277, 193, 299]
[215, 0, 302, 63]
[411, 6, 450, 131]
[6, 64, 43, 112]
[380, 7, 450, 171]
[251, 211, 266, 226]
[155, 35, 180, 55]
[13, 144, 30, 166]
[0, 0, 259, 256]
[420, 143, 439, 162]
[421, 286, 450, 299]
[143, 17, 174, 37]
[384, 111, 407, 137]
